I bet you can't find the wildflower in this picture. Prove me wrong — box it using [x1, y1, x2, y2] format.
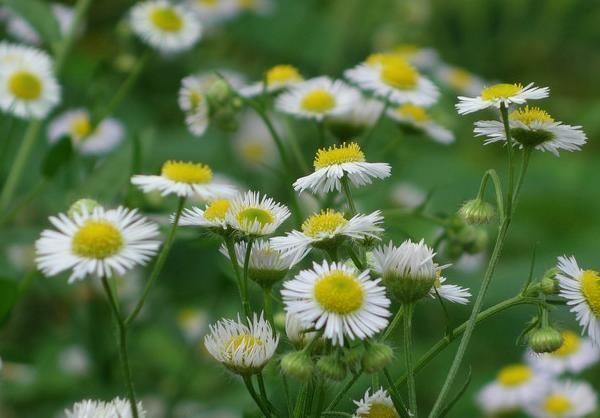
[233, 112, 279, 168]
[317, 354, 347, 381]
[239, 64, 303, 98]
[185, 0, 239, 28]
[3, 3, 76, 45]
[65, 398, 146, 418]
[282, 260, 391, 345]
[327, 93, 384, 139]
[293, 142, 391, 194]
[281, 350, 314, 380]
[387, 103, 454, 144]
[528, 326, 565, 354]
[429, 275, 471, 305]
[352, 387, 399, 418]
[178, 74, 210, 136]
[178, 198, 232, 232]
[456, 82, 549, 115]
[390, 182, 426, 210]
[434, 64, 485, 96]
[35, 206, 160, 283]
[458, 198, 496, 225]
[285, 312, 317, 348]
[361, 342, 394, 373]
[225, 191, 290, 236]
[524, 380, 597, 418]
[391, 44, 440, 70]
[177, 308, 208, 342]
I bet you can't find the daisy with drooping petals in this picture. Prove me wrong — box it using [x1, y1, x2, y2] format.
[129, 0, 202, 53]
[271, 209, 384, 264]
[47, 108, 124, 155]
[275, 76, 355, 121]
[293, 142, 391, 194]
[456, 82, 549, 115]
[476, 364, 551, 416]
[474, 106, 586, 156]
[429, 275, 471, 305]
[35, 206, 160, 283]
[352, 387, 399, 418]
[525, 330, 600, 375]
[387, 103, 454, 144]
[131, 160, 237, 199]
[65, 397, 146, 418]
[225, 191, 290, 236]
[345, 54, 439, 106]
[239, 64, 303, 98]
[556, 256, 600, 346]
[204, 312, 278, 375]
[525, 380, 597, 418]
[282, 260, 391, 345]
[178, 198, 232, 231]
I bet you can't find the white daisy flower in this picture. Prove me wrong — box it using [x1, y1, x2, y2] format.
[525, 330, 600, 375]
[271, 209, 384, 264]
[434, 64, 485, 97]
[474, 106, 586, 156]
[0, 45, 60, 119]
[391, 44, 440, 70]
[281, 260, 391, 345]
[387, 103, 455, 144]
[525, 380, 597, 418]
[35, 206, 161, 283]
[390, 182, 426, 210]
[556, 256, 600, 346]
[285, 312, 317, 347]
[131, 160, 237, 199]
[185, 0, 238, 28]
[129, 0, 202, 54]
[352, 387, 399, 418]
[345, 54, 439, 106]
[275, 76, 356, 121]
[239, 64, 304, 98]
[65, 397, 146, 418]
[204, 312, 278, 375]
[456, 82, 550, 115]
[429, 275, 471, 305]
[476, 364, 551, 416]
[178, 198, 232, 230]
[3, 3, 76, 45]
[225, 191, 290, 236]
[47, 108, 124, 155]
[293, 142, 391, 194]
[327, 92, 384, 138]
[233, 112, 279, 168]
[176, 307, 208, 342]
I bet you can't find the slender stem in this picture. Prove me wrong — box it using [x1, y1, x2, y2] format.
[101, 276, 139, 418]
[245, 99, 291, 169]
[363, 94, 391, 147]
[512, 148, 532, 210]
[403, 303, 417, 417]
[382, 306, 404, 340]
[242, 376, 272, 417]
[312, 379, 325, 418]
[282, 374, 293, 417]
[125, 197, 185, 325]
[263, 286, 274, 326]
[224, 237, 250, 317]
[325, 371, 362, 411]
[256, 373, 280, 416]
[294, 381, 308, 418]
[242, 238, 254, 318]
[347, 245, 365, 270]
[383, 368, 409, 418]
[477, 169, 505, 219]
[500, 103, 515, 216]
[340, 176, 357, 215]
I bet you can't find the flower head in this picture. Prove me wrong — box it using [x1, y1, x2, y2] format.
[434, 64, 485, 96]
[65, 397, 146, 418]
[456, 82, 549, 115]
[387, 104, 454, 144]
[327, 93, 384, 139]
[352, 387, 399, 418]
[239, 64, 304, 97]
[524, 380, 597, 418]
[225, 191, 290, 236]
[178, 198, 232, 231]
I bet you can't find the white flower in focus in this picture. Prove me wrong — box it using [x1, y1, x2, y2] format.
[65, 398, 146, 418]
[239, 64, 303, 98]
[456, 82, 549, 115]
[387, 103, 454, 144]
[178, 198, 232, 231]
[352, 387, 399, 418]
[524, 380, 597, 418]
[225, 191, 290, 236]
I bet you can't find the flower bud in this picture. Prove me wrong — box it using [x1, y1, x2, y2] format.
[341, 346, 363, 373]
[458, 199, 496, 225]
[281, 351, 314, 380]
[205, 78, 234, 106]
[68, 199, 100, 219]
[316, 354, 346, 381]
[361, 341, 394, 373]
[528, 326, 564, 354]
[541, 268, 560, 295]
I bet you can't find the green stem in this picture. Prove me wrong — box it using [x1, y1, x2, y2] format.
[325, 371, 362, 411]
[500, 103, 515, 216]
[383, 368, 409, 418]
[224, 237, 250, 318]
[403, 303, 417, 417]
[477, 169, 505, 219]
[245, 99, 291, 170]
[242, 238, 254, 318]
[125, 197, 185, 325]
[263, 286, 274, 326]
[256, 373, 280, 416]
[340, 176, 357, 215]
[382, 306, 404, 340]
[242, 376, 272, 417]
[512, 148, 532, 210]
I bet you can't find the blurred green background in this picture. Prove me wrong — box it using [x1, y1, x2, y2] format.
[0, 0, 599, 416]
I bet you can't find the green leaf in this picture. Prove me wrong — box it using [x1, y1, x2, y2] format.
[0, 277, 19, 324]
[1, 0, 62, 51]
[41, 135, 74, 178]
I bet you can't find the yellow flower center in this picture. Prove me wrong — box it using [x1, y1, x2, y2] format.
[226, 334, 263, 357]
[393, 44, 418, 57]
[313, 142, 365, 170]
[237, 208, 274, 227]
[314, 270, 364, 314]
[204, 199, 230, 221]
[300, 89, 336, 113]
[161, 161, 213, 184]
[448, 68, 473, 90]
[543, 394, 572, 415]
[197, 0, 219, 5]
[177, 308, 198, 324]
[551, 331, 581, 357]
[480, 83, 523, 100]
[359, 402, 399, 418]
[302, 210, 348, 237]
[266, 65, 302, 86]
[497, 364, 532, 387]
[150, 6, 183, 32]
[69, 114, 92, 139]
[241, 141, 267, 163]
[72, 220, 123, 259]
[510, 106, 554, 126]
[581, 270, 600, 317]
[189, 91, 203, 111]
[380, 60, 418, 89]
[8, 71, 42, 100]
[238, 0, 256, 8]
[365, 53, 404, 67]
[395, 104, 429, 122]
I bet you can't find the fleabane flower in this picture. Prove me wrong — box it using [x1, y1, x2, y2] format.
[285, 312, 317, 348]
[524, 380, 597, 418]
[178, 74, 210, 136]
[204, 312, 278, 375]
[131, 160, 237, 199]
[282, 260, 391, 345]
[271, 209, 384, 264]
[0, 44, 60, 119]
[556, 256, 600, 346]
[474, 106, 586, 156]
[456, 82, 549, 115]
[327, 93, 384, 139]
[525, 330, 600, 375]
[47, 108, 124, 155]
[239, 64, 303, 98]
[225, 191, 290, 236]
[387, 103, 454, 144]
[352, 387, 399, 418]
[65, 397, 146, 418]
[35, 206, 160, 283]
[3, 3, 76, 46]
[129, 0, 202, 53]
[345, 54, 439, 106]
[429, 274, 471, 305]
[178, 198, 232, 232]
[293, 142, 391, 194]
[233, 112, 279, 168]
[185, 0, 238, 28]
[434, 64, 485, 96]
[275, 76, 355, 121]
[476, 364, 551, 416]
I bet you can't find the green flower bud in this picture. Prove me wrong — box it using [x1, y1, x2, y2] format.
[529, 326, 564, 354]
[341, 346, 363, 373]
[248, 269, 288, 288]
[68, 199, 100, 219]
[458, 199, 496, 225]
[384, 275, 435, 304]
[281, 351, 313, 380]
[541, 268, 560, 295]
[316, 354, 346, 381]
[361, 341, 394, 373]
[273, 312, 286, 332]
[206, 78, 234, 106]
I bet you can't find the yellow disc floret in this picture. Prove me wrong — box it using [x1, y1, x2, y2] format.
[315, 270, 364, 314]
[72, 220, 123, 259]
[543, 394, 572, 415]
[581, 270, 600, 317]
[204, 199, 230, 221]
[380, 60, 418, 89]
[510, 106, 554, 126]
[226, 334, 263, 356]
[300, 89, 336, 113]
[313, 142, 365, 170]
[161, 161, 213, 184]
[150, 6, 183, 32]
[396, 104, 429, 123]
[240, 141, 267, 164]
[266, 65, 302, 86]
[497, 364, 532, 387]
[69, 114, 92, 139]
[551, 331, 581, 357]
[359, 402, 399, 418]
[8, 70, 42, 100]
[237, 208, 274, 227]
[480, 83, 523, 100]
[302, 210, 348, 237]
[448, 68, 473, 90]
